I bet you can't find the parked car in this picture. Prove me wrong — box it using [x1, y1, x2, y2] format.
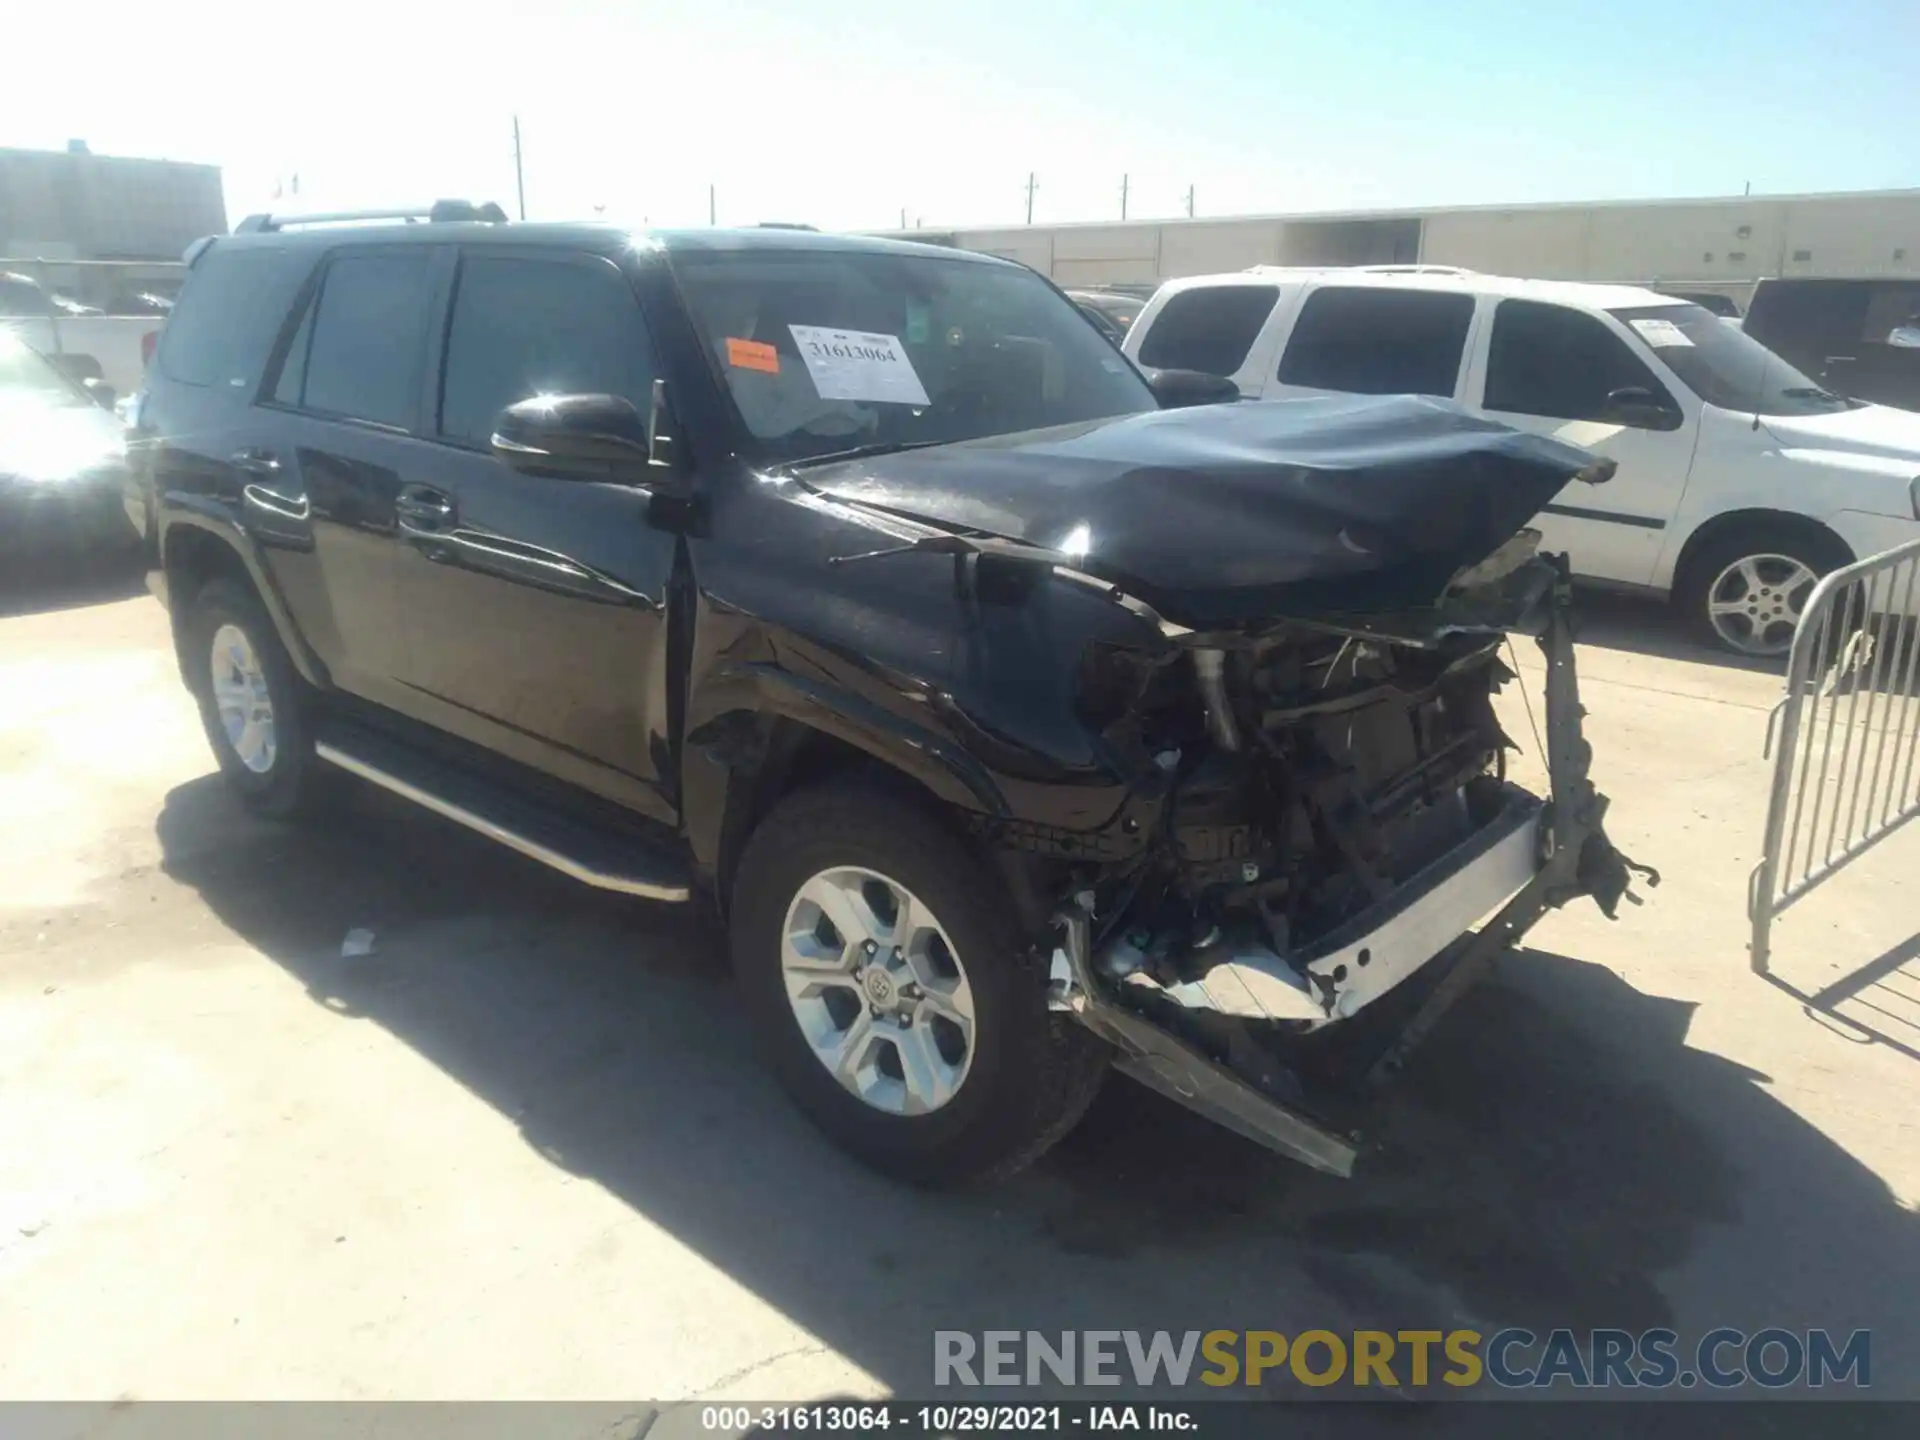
[0, 269, 167, 401]
[0, 331, 136, 570]
[132, 206, 1648, 1185]
[1066, 288, 1144, 342]
[1124, 266, 1920, 657]
[1656, 288, 1742, 318]
[1743, 277, 1920, 415]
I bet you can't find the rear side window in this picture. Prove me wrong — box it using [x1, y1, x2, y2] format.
[1277, 287, 1474, 397]
[437, 255, 656, 447]
[158, 246, 312, 390]
[1136, 285, 1279, 376]
[294, 253, 434, 429]
[1484, 300, 1672, 421]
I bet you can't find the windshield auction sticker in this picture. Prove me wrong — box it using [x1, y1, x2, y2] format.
[1628, 317, 1695, 348]
[726, 337, 781, 374]
[788, 325, 931, 406]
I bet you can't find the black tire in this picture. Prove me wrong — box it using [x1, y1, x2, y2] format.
[182, 577, 322, 817]
[730, 782, 1109, 1186]
[1675, 524, 1851, 659]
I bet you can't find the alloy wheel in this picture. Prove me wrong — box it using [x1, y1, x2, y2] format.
[1706, 552, 1819, 657]
[210, 623, 277, 774]
[780, 866, 976, 1115]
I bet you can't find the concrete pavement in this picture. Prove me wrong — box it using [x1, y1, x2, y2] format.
[1, 576, 1914, 1402]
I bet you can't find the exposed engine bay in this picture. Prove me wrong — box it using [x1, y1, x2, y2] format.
[1041, 547, 1657, 1178]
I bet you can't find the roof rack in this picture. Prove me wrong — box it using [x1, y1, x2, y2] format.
[755, 222, 819, 231]
[1354, 264, 1475, 275]
[233, 200, 510, 234]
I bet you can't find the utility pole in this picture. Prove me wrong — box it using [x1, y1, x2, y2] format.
[1184, 184, 1195, 219]
[1120, 173, 1129, 220]
[1025, 171, 1038, 225]
[512, 115, 526, 220]
[901, 207, 907, 229]
[709, 184, 716, 226]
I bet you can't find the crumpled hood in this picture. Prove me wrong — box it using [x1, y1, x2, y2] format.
[799, 393, 1608, 625]
[1762, 403, 1920, 463]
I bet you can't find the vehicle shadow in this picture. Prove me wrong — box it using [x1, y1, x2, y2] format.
[0, 555, 148, 620]
[1569, 587, 1783, 674]
[155, 773, 1920, 1398]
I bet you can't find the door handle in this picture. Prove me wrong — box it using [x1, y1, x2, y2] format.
[396, 486, 456, 531]
[231, 447, 281, 477]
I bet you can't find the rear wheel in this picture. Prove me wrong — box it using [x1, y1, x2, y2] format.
[730, 782, 1108, 1186]
[182, 578, 323, 817]
[1677, 526, 1850, 659]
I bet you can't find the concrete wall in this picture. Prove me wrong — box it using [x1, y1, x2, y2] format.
[1, 149, 226, 262]
[892, 190, 1920, 292]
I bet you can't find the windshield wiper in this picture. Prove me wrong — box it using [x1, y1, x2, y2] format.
[779, 438, 950, 471]
[1779, 386, 1850, 406]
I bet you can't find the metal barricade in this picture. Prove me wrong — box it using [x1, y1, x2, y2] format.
[1751, 536, 1920, 975]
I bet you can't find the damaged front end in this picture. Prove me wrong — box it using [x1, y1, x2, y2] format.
[1044, 543, 1655, 1177]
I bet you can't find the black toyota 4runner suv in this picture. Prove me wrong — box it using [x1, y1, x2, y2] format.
[132, 202, 1651, 1185]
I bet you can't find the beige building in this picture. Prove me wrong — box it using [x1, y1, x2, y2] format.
[884, 188, 1920, 305]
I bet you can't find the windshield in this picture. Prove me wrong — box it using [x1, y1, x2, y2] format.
[1610, 304, 1851, 416]
[670, 248, 1156, 464]
[0, 335, 87, 409]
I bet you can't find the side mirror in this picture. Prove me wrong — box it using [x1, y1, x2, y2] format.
[490, 390, 688, 491]
[82, 376, 116, 411]
[1143, 366, 1243, 409]
[1603, 386, 1682, 431]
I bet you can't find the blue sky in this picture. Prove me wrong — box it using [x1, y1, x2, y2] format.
[4, 0, 1915, 230]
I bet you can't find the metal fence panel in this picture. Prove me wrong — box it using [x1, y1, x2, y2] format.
[1750, 536, 1920, 975]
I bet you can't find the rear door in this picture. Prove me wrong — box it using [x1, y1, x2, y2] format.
[1268, 284, 1477, 402]
[251, 246, 445, 710]
[394, 246, 679, 824]
[1466, 299, 1697, 587]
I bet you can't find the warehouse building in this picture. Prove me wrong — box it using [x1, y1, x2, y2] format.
[2, 143, 225, 308]
[885, 188, 1920, 306]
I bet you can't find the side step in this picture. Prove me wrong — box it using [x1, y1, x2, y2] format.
[313, 727, 691, 903]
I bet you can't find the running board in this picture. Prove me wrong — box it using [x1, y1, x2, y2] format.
[313, 737, 692, 903]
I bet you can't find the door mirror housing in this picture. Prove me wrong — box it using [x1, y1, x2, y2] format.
[490, 390, 690, 492]
[1142, 366, 1243, 409]
[1603, 385, 1682, 431]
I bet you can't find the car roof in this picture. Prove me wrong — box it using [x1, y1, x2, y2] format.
[1161, 265, 1679, 313]
[200, 221, 1006, 267]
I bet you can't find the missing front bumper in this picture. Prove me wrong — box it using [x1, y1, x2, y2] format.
[1111, 787, 1544, 1026]
[1049, 556, 1657, 1176]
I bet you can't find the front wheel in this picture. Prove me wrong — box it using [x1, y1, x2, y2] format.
[730, 782, 1108, 1186]
[1677, 527, 1850, 659]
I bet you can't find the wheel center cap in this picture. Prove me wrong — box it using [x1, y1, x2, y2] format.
[862, 968, 896, 1006]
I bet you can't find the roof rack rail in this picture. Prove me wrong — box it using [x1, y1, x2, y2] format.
[1354, 264, 1475, 275]
[233, 200, 510, 234]
[755, 222, 819, 231]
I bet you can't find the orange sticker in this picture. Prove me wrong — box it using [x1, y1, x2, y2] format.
[726, 337, 780, 374]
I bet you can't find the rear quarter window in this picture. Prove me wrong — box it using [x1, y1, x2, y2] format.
[158, 246, 314, 391]
[1135, 284, 1280, 377]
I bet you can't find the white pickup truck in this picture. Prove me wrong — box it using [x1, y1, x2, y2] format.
[0, 269, 166, 403]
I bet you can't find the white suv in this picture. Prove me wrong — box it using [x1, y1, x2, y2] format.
[1122, 265, 1920, 657]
